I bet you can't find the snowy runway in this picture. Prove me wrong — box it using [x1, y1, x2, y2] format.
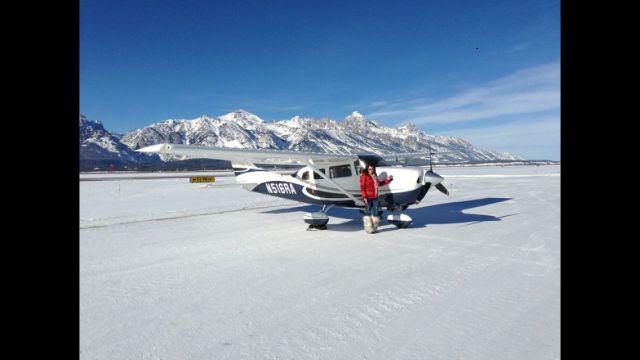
[80, 166, 560, 359]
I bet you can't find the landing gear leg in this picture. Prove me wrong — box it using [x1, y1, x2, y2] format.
[304, 204, 334, 230]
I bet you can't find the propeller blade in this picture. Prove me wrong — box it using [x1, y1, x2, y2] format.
[416, 183, 431, 202]
[435, 183, 449, 196]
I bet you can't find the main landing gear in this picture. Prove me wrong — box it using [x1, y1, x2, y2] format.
[304, 204, 334, 230]
[304, 204, 413, 230]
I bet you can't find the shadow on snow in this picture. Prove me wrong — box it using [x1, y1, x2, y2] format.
[262, 197, 514, 232]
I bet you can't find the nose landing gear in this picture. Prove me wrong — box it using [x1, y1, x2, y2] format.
[387, 206, 412, 228]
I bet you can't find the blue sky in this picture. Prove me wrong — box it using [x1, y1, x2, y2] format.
[80, 0, 560, 160]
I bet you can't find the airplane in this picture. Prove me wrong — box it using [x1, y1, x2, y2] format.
[137, 144, 450, 230]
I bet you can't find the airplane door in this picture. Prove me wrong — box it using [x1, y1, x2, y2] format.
[328, 163, 359, 190]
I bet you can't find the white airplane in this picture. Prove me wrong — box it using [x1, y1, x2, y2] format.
[137, 144, 450, 229]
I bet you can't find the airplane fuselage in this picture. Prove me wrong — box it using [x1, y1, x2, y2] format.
[234, 164, 428, 209]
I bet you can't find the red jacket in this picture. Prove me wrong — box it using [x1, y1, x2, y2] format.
[360, 173, 391, 199]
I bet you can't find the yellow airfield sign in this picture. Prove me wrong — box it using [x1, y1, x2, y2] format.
[190, 176, 216, 183]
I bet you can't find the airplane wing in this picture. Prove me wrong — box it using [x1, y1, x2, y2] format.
[378, 151, 453, 164]
[137, 143, 358, 166]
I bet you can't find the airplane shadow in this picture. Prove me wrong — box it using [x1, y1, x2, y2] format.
[261, 197, 515, 232]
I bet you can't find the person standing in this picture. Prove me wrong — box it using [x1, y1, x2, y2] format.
[359, 164, 393, 233]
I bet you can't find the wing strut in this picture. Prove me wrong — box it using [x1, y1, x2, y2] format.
[305, 161, 365, 206]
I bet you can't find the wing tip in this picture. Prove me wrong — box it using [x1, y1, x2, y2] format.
[136, 144, 169, 153]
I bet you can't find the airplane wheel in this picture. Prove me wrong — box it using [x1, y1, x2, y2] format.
[304, 212, 329, 227]
[387, 213, 412, 229]
[307, 223, 328, 230]
[389, 220, 411, 228]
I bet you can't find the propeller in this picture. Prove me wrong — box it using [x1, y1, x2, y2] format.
[425, 139, 449, 195]
[416, 139, 450, 203]
[424, 170, 449, 196]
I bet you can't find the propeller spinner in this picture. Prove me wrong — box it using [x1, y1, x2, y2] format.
[423, 170, 449, 196]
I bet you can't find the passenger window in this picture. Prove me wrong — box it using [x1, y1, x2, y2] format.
[330, 165, 352, 178]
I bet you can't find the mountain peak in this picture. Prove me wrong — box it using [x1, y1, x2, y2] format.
[343, 111, 376, 129]
[290, 115, 312, 125]
[80, 114, 101, 125]
[79, 115, 106, 133]
[344, 111, 367, 123]
[220, 109, 264, 123]
[398, 123, 417, 132]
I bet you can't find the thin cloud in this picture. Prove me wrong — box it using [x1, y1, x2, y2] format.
[369, 62, 559, 126]
[509, 42, 530, 52]
[439, 116, 560, 160]
[369, 101, 388, 107]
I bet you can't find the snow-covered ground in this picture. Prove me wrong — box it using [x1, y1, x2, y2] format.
[80, 165, 560, 360]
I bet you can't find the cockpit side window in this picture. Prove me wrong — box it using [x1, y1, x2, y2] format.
[329, 164, 352, 178]
[314, 168, 325, 179]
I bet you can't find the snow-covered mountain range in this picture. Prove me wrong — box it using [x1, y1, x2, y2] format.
[79, 115, 144, 164]
[80, 110, 523, 170]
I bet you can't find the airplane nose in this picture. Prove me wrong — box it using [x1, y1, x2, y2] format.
[424, 170, 443, 184]
[424, 170, 449, 196]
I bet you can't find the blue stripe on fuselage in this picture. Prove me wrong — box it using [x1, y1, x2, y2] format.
[251, 181, 428, 209]
[253, 181, 339, 205]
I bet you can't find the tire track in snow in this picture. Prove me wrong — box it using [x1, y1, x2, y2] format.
[80, 202, 297, 230]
